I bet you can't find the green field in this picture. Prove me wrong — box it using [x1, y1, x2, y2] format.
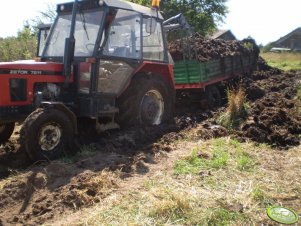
[260, 52, 301, 71]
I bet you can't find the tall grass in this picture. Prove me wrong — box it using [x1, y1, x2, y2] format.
[217, 86, 249, 129]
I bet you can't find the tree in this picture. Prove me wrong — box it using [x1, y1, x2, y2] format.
[0, 4, 56, 62]
[0, 26, 36, 62]
[30, 3, 56, 31]
[129, 0, 228, 35]
[39, 4, 57, 23]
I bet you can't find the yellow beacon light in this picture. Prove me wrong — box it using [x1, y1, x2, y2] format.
[151, 0, 160, 9]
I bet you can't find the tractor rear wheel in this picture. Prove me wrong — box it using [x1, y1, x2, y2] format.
[20, 108, 74, 161]
[0, 122, 15, 144]
[117, 75, 174, 126]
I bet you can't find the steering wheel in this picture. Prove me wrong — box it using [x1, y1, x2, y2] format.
[86, 43, 95, 52]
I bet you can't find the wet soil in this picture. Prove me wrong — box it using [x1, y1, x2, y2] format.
[241, 59, 301, 148]
[0, 111, 218, 225]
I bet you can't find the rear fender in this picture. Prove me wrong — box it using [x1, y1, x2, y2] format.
[118, 62, 175, 97]
[136, 62, 175, 85]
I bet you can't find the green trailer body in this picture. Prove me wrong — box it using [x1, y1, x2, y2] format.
[173, 54, 257, 89]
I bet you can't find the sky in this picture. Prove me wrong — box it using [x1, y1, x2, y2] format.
[220, 0, 301, 45]
[0, 0, 65, 36]
[0, 0, 300, 45]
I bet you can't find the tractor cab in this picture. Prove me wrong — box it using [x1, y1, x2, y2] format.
[40, 0, 168, 119]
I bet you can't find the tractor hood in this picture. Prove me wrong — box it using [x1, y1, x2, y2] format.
[0, 61, 63, 76]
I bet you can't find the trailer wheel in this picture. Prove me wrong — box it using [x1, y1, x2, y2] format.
[117, 76, 174, 126]
[0, 122, 15, 144]
[204, 85, 221, 109]
[20, 108, 74, 161]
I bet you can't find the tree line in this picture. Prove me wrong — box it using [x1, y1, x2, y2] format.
[0, 27, 37, 62]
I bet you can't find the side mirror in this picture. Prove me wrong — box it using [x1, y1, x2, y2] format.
[145, 18, 157, 34]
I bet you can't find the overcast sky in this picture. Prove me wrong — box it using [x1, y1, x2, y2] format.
[0, 0, 300, 45]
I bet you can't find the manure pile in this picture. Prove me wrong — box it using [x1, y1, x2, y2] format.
[168, 33, 258, 62]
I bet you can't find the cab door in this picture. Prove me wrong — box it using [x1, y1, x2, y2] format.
[96, 9, 142, 97]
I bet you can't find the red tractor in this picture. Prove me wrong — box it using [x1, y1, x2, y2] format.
[0, 0, 175, 161]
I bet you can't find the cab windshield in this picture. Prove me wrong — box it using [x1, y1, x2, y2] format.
[44, 10, 104, 57]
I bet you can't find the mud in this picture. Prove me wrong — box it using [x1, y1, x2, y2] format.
[242, 64, 301, 148]
[0, 163, 119, 225]
[0, 140, 31, 178]
[196, 123, 229, 140]
[0, 58, 300, 225]
[0, 110, 219, 225]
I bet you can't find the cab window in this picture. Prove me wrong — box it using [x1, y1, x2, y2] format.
[142, 20, 165, 61]
[103, 10, 141, 59]
[38, 28, 50, 56]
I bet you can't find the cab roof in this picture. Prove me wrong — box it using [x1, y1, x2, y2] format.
[105, 0, 163, 19]
[57, 0, 164, 20]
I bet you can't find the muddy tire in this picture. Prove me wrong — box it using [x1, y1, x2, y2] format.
[0, 122, 15, 144]
[20, 108, 74, 161]
[117, 75, 174, 126]
[204, 85, 221, 108]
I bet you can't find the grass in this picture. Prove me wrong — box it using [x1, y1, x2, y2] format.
[175, 138, 257, 175]
[204, 207, 247, 226]
[56, 137, 301, 226]
[174, 148, 207, 174]
[230, 139, 257, 172]
[236, 153, 255, 171]
[174, 140, 229, 174]
[148, 189, 191, 221]
[217, 86, 249, 129]
[251, 186, 273, 207]
[79, 177, 250, 226]
[261, 52, 301, 71]
[60, 144, 97, 164]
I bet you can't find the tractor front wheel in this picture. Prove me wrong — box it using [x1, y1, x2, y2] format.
[0, 122, 15, 144]
[20, 108, 74, 161]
